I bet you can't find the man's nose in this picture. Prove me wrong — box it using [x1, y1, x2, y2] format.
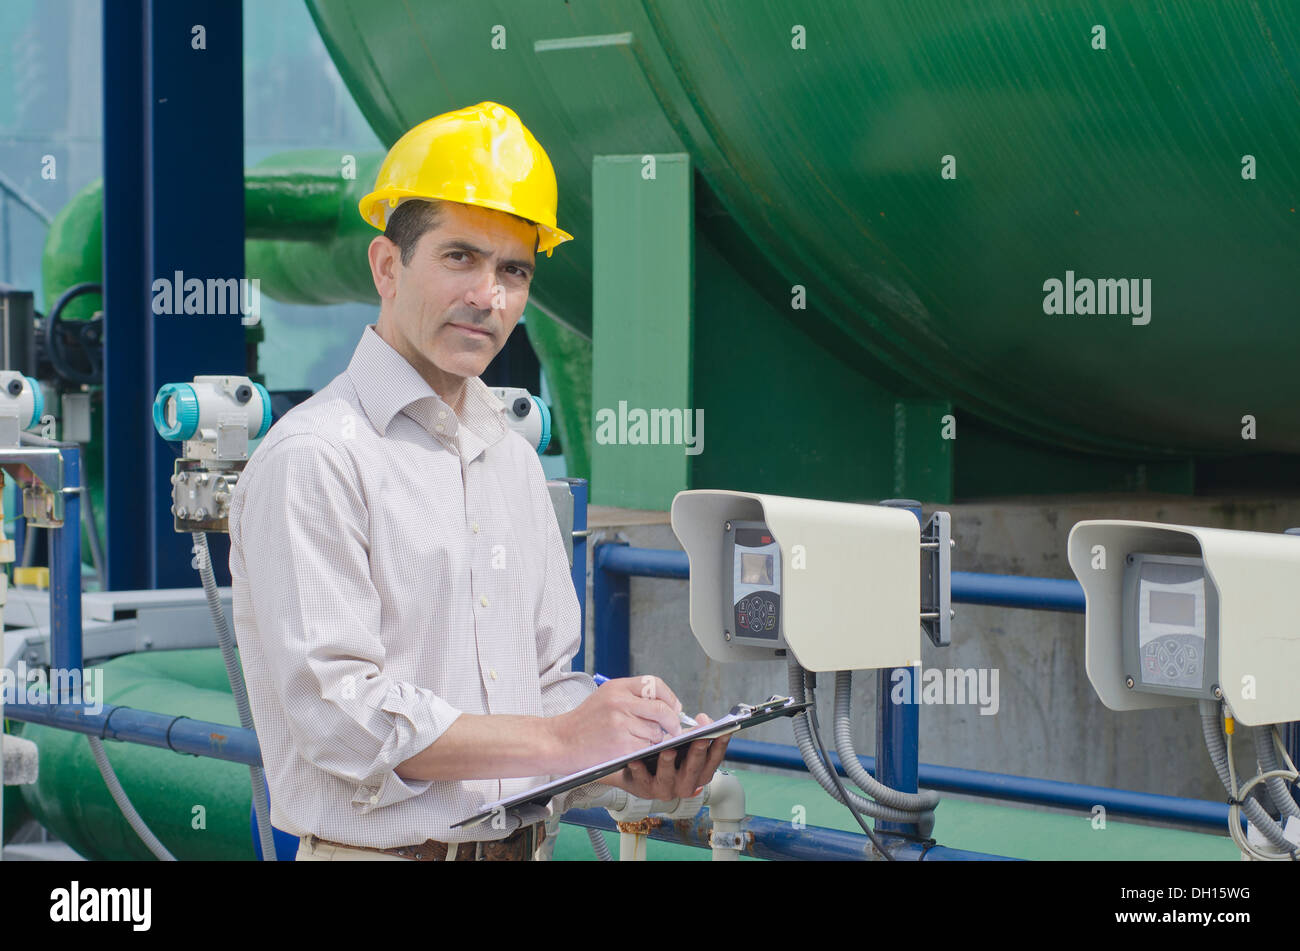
[463, 266, 502, 311]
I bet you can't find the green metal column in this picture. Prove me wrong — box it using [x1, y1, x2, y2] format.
[894, 400, 954, 500]
[591, 154, 694, 509]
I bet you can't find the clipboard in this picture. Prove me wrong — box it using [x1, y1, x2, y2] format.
[451, 695, 811, 829]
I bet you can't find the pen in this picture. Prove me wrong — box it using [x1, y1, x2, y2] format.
[592, 673, 699, 730]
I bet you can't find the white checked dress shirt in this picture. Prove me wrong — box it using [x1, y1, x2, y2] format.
[229, 323, 595, 847]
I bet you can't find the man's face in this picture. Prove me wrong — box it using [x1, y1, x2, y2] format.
[372, 201, 536, 388]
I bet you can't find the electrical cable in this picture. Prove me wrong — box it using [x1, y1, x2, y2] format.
[1227, 729, 1298, 861]
[802, 668, 896, 860]
[192, 531, 277, 860]
[86, 735, 176, 860]
[833, 669, 938, 835]
[786, 658, 919, 824]
[1199, 700, 1296, 859]
[587, 827, 614, 861]
[1255, 725, 1300, 822]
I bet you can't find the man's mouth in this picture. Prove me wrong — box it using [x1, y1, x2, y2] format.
[448, 322, 493, 339]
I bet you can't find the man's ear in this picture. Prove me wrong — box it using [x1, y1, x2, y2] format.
[368, 234, 401, 300]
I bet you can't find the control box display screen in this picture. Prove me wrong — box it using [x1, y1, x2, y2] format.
[741, 552, 773, 586]
[1148, 591, 1195, 628]
[725, 521, 784, 648]
[1122, 553, 1217, 698]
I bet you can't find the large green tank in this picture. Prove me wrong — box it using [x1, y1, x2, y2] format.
[304, 0, 1300, 504]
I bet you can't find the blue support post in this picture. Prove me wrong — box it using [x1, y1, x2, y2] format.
[593, 539, 631, 679]
[875, 499, 923, 838]
[103, 0, 246, 591]
[101, 0, 150, 591]
[48, 448, 82, 699]
[566, 477, 588, 673]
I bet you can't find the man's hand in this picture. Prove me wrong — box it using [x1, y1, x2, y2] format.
[549, 676, 684, 774]
[598, 712, 731, 802]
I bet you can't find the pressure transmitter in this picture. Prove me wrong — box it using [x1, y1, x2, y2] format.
[153, 376, 271, 533]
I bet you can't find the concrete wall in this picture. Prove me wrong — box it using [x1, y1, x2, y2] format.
[581, 497, 1300, 809]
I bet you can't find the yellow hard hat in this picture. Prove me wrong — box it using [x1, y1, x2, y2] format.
[358, 101, 573, 257]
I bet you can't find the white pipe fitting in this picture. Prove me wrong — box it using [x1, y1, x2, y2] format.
[703, 770, 746, 861]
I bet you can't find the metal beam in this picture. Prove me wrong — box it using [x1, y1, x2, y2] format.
[102, 0, 246, 590]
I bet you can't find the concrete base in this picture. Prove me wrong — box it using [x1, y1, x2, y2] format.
[583, 496, 1300, 807]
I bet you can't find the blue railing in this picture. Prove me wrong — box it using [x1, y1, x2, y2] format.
[591, 536, 1249, 844]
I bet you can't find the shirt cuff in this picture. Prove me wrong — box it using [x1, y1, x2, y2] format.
[351, 681, 462, 814]
[554, 780, 612, 814]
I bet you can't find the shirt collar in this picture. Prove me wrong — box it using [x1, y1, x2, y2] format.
[346, 324, 509, 454]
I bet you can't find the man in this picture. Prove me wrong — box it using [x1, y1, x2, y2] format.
[229, 101, 728, 862]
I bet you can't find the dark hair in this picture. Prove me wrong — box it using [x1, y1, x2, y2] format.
[384, 199, 538, 266]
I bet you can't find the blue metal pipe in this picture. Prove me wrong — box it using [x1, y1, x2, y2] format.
[568, 478, 588, 673]
[49, 447, 82, 697]
[724, 738, 1237, 834]
[102, 0, 151, 592]
[4, 699, 262, 766]
[596, 542, 689, 580]
[952, 570, 1085, 612]
[874, 499, 922, 837]
[591, 544, 1086, 612]
[560, 807, 1010, 860]
[593, 541, 632, 678]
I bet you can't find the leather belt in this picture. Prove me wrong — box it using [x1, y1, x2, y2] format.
[309, 822, 545, 862]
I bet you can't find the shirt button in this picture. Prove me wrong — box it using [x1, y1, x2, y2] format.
[369, 794, 379, 805]
[480, 595, 488, 607]
[471, 522, 480, 533]
[435, 424, 445, 433]
[438, 410, 448, 420]
[489, 669, 498, 681]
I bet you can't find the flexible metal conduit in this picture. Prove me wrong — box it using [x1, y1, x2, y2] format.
[1198, 701, 1292, 851]
[833, 670, 939, 820]
[192, 531, 277, 861]
[786, 659, 921, 825]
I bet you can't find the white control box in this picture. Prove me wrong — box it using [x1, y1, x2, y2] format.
[671, 490, 920, 672]
[1068, 520, 1300, 726]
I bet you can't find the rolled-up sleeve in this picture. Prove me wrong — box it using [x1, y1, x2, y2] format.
[525, 453, 595, 719]
[234, 433, 462, 812]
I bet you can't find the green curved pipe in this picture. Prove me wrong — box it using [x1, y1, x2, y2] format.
[14, 650, 256, 860]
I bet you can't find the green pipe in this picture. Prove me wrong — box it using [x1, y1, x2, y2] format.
[14, 650, 256, 860]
